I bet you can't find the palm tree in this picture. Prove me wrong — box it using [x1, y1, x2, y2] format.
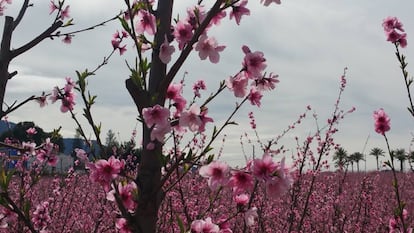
[370, 147, 385, 171]
[408, 151, 414, 172]
[349, 152, 364, 172]
[393, 148, 407, 172]
[333, 147, 348, 170]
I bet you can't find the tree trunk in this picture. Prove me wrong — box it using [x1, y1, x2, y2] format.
[0, 16, 14, 118]
[133, 126, 163, 233]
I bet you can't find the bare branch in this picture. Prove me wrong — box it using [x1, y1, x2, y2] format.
[11, 21, 63, 59]
[12, 0, 30, 30]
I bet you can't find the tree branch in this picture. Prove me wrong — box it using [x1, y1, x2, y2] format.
[11, 21, 63, 59]
[158, 0, 224, 98]
[12, 0, 30, 30]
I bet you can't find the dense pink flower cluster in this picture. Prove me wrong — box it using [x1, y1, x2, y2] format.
[36, 138, 59, 166]
[226, 46, 279, 107]
[111, 30, 128, 55]
[383, 16, 407, 48]
[389, 209, 413, 233]
[142, 81, 214, 146]
[106, 182, 137, 212]
[88, 156, 125, 192]
[48, 77, 76, 113]
[31, 201, 51, 231]
[373, 108, 391, 135]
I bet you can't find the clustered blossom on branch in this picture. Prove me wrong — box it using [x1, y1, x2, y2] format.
[111, 30, 128, 55]
[47, 77, 76, 113]
[49, 0, 70, 19]
[373, 108, 391, 135]
[382, 16, 407, 48]
[226, 45, 279, 107]
[197, 153, 292, 228]
[88, 156, 125, 192]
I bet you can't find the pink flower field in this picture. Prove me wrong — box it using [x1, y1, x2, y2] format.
[0, 170, 412, 232]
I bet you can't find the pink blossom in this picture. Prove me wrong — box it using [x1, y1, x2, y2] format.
[166, 83, 183, 101]
[191, 217, 220, 233]
[251, 154, 277, 180]
[261, 0, 281, 6]
[31, 201, 51, 231]
[60, 5, 70, 20]
[248, 86, 263, 107]
[107, 182, 137, 212]
[383, 16, 404, 33]
[244, 207, 258, 227]
[382, 17, 407, 48]
[135, 10, 156, 35]
[0, 0, 11, 16]
[26, 127, 37, 135]
[65, 77, 75, 89]
[118, 44, 127, 55]
[199, 161, 229, 190]
[242, 45, 267, 78]
[265, 174, 290, 198]
[193, 80, 207, 98]
[115, 218, 132, 233]
[62, 35, 72, 44]
[210, 10, 226, 26]
[226, 73, 248, 98]
[111, 30, 128, 55]
[234, 193, 249, 206]
[22, 142, 36, 155]
[49, 1, 58, 15]
[254, 72, 279, 91]
[150, 122, 171, 142]
[199, 107, 213, 132]
[88, 156, 124, 191]
[49, 87, 59, 104]
[173, 21, 193, 50]
[229, 171, 254, 194]
[36, 138, 58, 166]
[75, 148, 88, 162]
[36, 94, 48, 107]
[194, 34, 225, 63]
[142, 105, 170, 128]
[179, 104, 202, 132]
[159, 36, 175, 64]
[373, 108, 391, 135]
[229, 0, 250, 25]
[186, 5, 206, 29]
[60, 89, 75, 113]
[172, 96, 187, 113]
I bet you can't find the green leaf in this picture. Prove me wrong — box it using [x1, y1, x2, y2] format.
[207, 154, 215, 163]
[0, 168, 6, 190]
[63, 18, 74, 27]
[118, 17, 131, 34]
[175, 215, 186, 233]
[23, 200, 31, 219]
[186, 149, 193, 162]
[5, 170, 14, 189]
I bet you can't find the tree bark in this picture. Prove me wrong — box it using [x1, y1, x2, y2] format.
[0, 16, 14, 118]
[127, 1, 173, 232]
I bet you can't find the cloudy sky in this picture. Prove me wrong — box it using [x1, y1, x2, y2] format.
[2, 0, 414, 170]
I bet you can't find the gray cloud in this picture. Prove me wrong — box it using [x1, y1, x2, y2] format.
[1, 0, 414, 170]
